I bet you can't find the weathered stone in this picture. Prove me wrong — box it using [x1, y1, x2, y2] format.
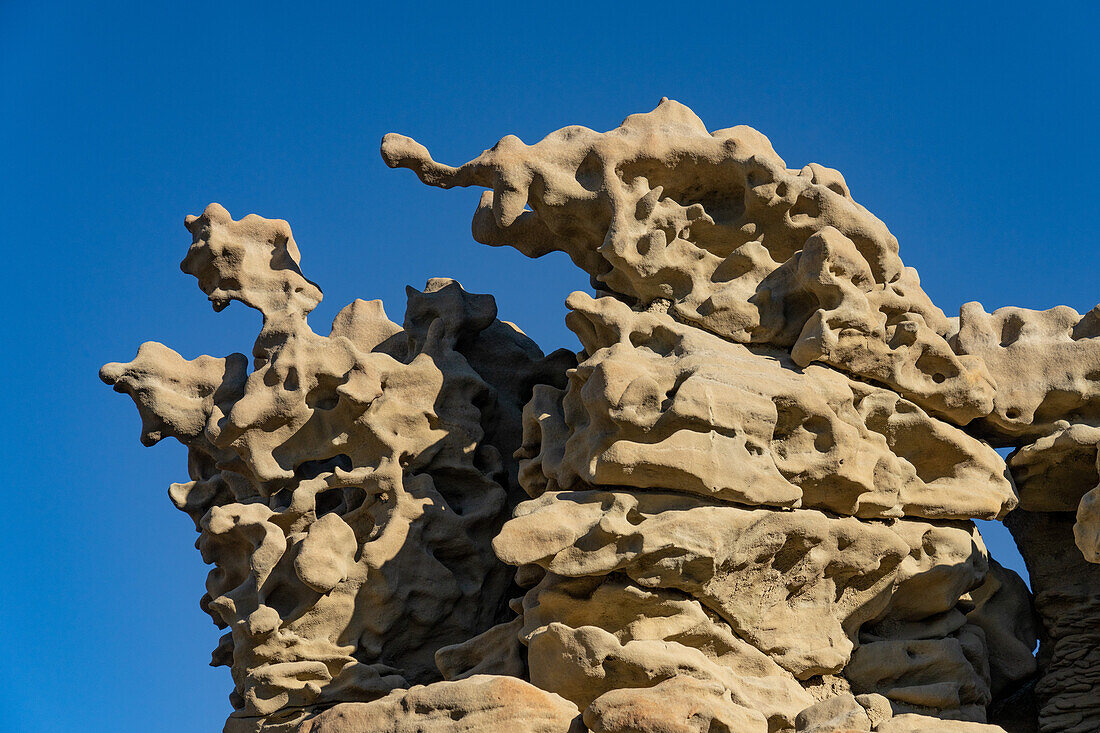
[1007, 423, 1100, 512]
[1076, 485, 1100, 562]
[519, 574, 813, 730]
[1005, 511, 1100, 733]
[953, 304, 1100, 443]
[497, 488, 910, 678]
[105, 102, 1100, 733]
[383, 99, 996, 424]
[855, 693, 893, 728]
[290, 676, 582, 733]
[583, 676, 768, 733]
[867, 521, 990, 624]
[842, 522, 1000, 722]
[963, 560, 1038, 699]
[435, 616, 527, 681]
[102, 205, 568, 725]
[876, 714, 1007, 732]
[846, 633, 991, 719]
[795, 693, 872, 732]
[517, 293, 1014, 520]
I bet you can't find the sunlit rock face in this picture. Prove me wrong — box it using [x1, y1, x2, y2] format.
[103, 101, 1100, 732]
[102, 204, 573, 730]
[381, 99, 996, 426]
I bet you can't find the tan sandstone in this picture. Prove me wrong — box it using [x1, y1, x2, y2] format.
[100, 101, 1100, 733]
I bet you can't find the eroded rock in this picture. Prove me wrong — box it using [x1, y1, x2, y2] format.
[584, 676, 768, 733]
[953, 304, 1100, 443]
[1076, 485, 1100, 562]
[516, 293, 1014, 520]
[288, 676, 582, 733]
[102, 205, 568, 725]
[497, 488, 909, 678]
[1004, 511, 1100, 733]
[795, 692, 872, 732]
[102, 101, 1100, 733]
[518, 574, 813, 730]
[383, 99, 996, 424]
[876, 715, 1008, 732]
[1006, 423, 1100, 512]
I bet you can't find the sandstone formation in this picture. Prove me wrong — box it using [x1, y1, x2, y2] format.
[381, 99, 995, 425]
[103, 101, 1100, 732]
[102, 204, 573, 728]
[952, 304, 1100, 443]
[584, 676, 768, 733]
[521, 292, 1014, 520]
[1004, 512, 1100, 733]
[294, 676, 583, 733]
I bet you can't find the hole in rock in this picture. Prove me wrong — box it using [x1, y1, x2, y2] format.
[315, 488, 346, 516]
[295, 454, 353, 480]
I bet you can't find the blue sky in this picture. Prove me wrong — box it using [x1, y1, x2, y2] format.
[3, 2, 1097, 730]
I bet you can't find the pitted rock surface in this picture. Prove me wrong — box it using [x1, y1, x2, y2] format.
[102, 101, 1100, 732]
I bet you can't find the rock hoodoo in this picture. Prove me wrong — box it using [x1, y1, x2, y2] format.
[104, 101, 1099, 732]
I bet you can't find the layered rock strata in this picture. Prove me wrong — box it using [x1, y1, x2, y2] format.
[101, 101, 1100, 732]
[483, 295, 1028, 730]
[1004, 511, 1100, 733]
[381, 99, 996, 425]
[380, 101, 1042, 731]
[958, 310, 1100, 732]
[102, 204, 573, 730]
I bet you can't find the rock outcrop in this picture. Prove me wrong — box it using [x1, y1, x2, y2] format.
[1005, 511, 1100, 733]
[102, 101, 1100, 733]
[520, 292, 1014, 520]
[381, 98, 995, 425]
[102, 204, 572, 726]
[292, 676, 583, 733]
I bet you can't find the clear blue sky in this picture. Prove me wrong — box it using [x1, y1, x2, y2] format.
[3, 2, 1097, 730]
